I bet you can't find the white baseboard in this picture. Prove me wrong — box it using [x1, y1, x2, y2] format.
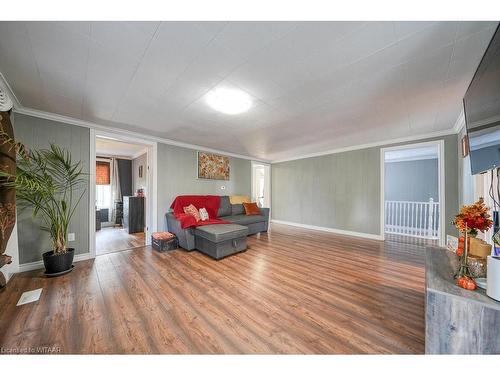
[271, 219, 384, 241]
[18, 252, 92, 273]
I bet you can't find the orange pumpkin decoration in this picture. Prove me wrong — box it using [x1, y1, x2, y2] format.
[457, 276, 477, 290]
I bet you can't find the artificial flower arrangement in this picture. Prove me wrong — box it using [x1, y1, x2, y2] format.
[453, 197, 493, 238]
[452, 198, 493, 290]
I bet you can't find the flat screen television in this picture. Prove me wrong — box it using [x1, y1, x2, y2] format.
[464, 23, 500, 175]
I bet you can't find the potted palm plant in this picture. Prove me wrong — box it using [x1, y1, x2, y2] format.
[0, 124, 86, 276]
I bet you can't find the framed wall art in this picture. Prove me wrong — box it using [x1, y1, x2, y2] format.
[197, 152, 230, 180]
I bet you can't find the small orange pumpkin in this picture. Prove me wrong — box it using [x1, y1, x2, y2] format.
[457, 276, 477, 290]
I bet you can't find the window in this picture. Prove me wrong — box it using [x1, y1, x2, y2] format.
[96, 185, 111, 209]
[96, 160, 111, 209]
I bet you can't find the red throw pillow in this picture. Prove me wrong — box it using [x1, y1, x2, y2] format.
[183, 204, 201, 222]
[243, 202, 261, 216]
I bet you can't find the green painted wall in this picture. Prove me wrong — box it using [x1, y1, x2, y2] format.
[132, 152, 147, 194]
[458, 126, 474, 205]
[443, 134, 460, 236]
[272, 134, 459, 237]
[12, 113, 90, 263]
[272, 147, 380, 234]
[156, 143, 252, 230]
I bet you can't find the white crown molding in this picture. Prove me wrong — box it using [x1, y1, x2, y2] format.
[131, 148, 148, 159]
[18, 253, 91, 273]
[15, 105, 460, 166]
[271, 219, 384, 241]
[96, 153, 132, 160]
[95, 150, 147, 160]
[271, 128, 457, 163]
[14, 106, 270, 163]
[453, 109, 466, 134]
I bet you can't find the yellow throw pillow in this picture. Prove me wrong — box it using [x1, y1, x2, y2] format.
[229, 195, 251, 204]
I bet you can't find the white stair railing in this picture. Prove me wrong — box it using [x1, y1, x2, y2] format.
[385, 198, 440, 239]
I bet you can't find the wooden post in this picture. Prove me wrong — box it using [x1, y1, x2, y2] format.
[0, 108, 16, 289]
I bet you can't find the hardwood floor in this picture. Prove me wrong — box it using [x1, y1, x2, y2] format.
[385, 233, 439, 247]
[96, 227, 145, 255]
[0, 223, 428, 354]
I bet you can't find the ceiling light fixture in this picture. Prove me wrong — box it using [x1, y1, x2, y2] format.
[206, 88, 252, 115]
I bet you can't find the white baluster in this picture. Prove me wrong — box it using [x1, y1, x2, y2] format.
[408, 202, 411, 234]
[418, 203, 424, 236]
[425, 201, 429, 237]
[436, 203, 440, 237]
[385, 201, 388, 233]
[404, 202, 407, 234]
[428, 198, 434, 238]
[397, 202, 400, 233]
[389, 201, 392, 233]
[392, 201, 396, 233]
[413, 202, 417, 236]
[399, 201, 402, 234]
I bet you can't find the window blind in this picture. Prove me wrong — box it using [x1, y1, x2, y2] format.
[96, 161, 110, 185]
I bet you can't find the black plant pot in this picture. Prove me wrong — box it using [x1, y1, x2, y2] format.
[42, 248, 75, 276]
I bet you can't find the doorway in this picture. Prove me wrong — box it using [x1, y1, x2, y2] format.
[251, 162, 271, 208]
[90, 130, 157, 257]
[381, 140, 445, 246]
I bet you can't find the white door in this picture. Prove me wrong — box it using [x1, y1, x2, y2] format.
[252, 163, 271, 208]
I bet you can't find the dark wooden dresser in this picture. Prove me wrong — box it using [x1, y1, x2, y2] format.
[123, 196, 145, 234]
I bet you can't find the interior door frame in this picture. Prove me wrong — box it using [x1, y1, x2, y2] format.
[251, 161, 272, 210]
[380, 139, 445, 246]
[89, 129, 158, 258]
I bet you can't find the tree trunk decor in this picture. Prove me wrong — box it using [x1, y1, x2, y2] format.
[0, 86, 15, 289]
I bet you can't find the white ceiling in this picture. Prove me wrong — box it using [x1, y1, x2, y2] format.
[0, 21, 497, 161]
[96, 137, 147, 158]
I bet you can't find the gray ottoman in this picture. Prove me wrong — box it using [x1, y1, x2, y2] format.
[194, 224, 248, 260]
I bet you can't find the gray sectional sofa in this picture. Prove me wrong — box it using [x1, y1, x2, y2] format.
[165, 195, 269, 259]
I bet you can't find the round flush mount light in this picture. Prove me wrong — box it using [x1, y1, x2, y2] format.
[206, 88, 252, 115]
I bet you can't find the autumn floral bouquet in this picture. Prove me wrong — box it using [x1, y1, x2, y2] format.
[452, 198, 493, 290]
[453, 197, 493, 238]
